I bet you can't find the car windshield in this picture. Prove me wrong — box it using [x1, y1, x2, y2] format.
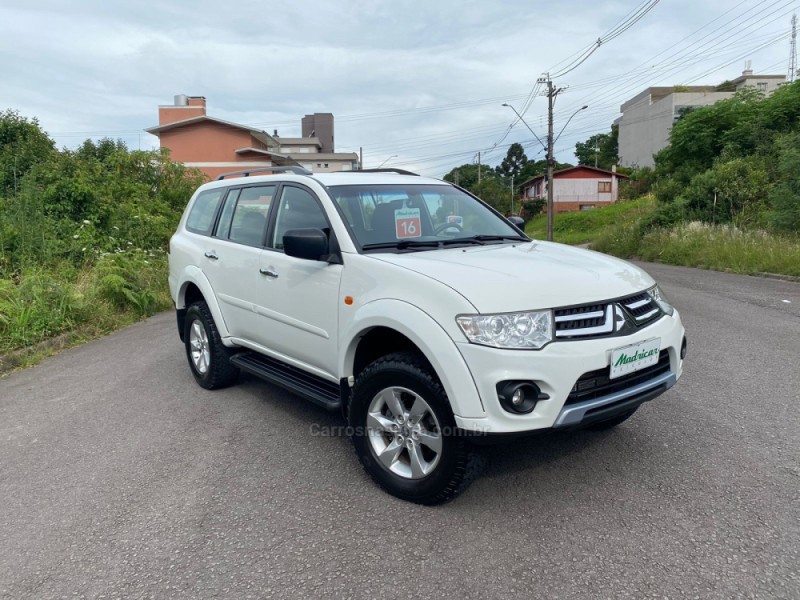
[327, 184, 527, 251]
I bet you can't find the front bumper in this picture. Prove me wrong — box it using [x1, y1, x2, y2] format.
[453, 310, 685, 433]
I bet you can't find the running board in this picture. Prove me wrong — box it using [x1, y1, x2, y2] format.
[230, 352, 342, 412]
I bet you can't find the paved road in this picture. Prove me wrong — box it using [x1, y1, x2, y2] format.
[1, 263, 798, 599]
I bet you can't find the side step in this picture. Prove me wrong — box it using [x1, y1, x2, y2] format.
[230, 352, 342, 412]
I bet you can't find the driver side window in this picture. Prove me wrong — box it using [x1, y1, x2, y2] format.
[270, 186, 329, 250]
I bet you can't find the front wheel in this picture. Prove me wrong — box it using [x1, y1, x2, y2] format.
[349, 352, 484, 505]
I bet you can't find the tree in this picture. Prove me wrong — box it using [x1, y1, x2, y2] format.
[0, 109, 56, 195]
[443, 163, 480, 189]
[768, 132, 800, 231]
[575, 124, 619, 170]
[471, 177, 512, 214]
[496, 143, 528, 180]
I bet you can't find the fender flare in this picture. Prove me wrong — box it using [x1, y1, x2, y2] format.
[176, 266, 232, 341]
[340, 299, 485, 419]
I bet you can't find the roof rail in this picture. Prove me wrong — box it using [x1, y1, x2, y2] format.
[356, 168, 419, 176]
[216, 166, 312, 180]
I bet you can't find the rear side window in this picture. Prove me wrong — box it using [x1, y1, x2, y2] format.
[185, 189, 224, 235]
[227, 185, 276, 247]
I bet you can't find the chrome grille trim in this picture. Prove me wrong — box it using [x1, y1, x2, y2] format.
[553, 291, 664, 339]
[557, 310, 605, 322]
[625, 298, 650, 309]
[634, 308, 660, 321]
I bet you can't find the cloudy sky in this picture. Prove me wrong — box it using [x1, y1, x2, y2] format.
[1, 0, 796, 176]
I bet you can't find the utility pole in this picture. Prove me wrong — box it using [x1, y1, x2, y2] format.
[595, 136, 599, 168]
[477, 151, 482, 183]
[546, 77, 556, 242]
[359, 147, 363, 170]
[511, 173, 515, 216]
[790, 14, 797, 83]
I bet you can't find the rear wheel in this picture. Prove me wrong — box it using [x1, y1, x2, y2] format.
[184, 302, 239, 390]
[349, 352, 484, 505]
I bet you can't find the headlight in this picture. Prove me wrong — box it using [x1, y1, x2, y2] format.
[648, 285, 674, 316]
[456, 310, 553, 349]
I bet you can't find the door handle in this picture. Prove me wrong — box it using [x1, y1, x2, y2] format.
[204, 251, 219, 260]
[259, 268, 279, 278]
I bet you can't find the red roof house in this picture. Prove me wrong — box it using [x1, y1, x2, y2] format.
[520, 165, 629, 213]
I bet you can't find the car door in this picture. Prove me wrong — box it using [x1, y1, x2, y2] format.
[256, 183, 343, 378]
[202, 183, 277, 346]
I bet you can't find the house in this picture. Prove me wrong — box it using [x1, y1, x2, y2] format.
[520, 165, 628, 213]
[617, 68, 786, 168]
[145, 95, 359, 180]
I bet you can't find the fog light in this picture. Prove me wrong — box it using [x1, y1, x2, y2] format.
[511, 388, 525, 406]
[497, 381, 547, 415]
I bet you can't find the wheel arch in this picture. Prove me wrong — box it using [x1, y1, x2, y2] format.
[174, 266, 232, 342]
[340, 299, 484, 419]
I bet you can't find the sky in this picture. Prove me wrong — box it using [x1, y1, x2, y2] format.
[1, 0, 797, 177]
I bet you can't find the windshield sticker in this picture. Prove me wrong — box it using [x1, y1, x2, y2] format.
[395, 208, 422, 239]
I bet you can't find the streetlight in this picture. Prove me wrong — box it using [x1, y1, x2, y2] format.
[501, 102, 588, 240]
[554, 105, 588, 145]
[546, 104, 588, 242]
[501, 103, 547, 152]
[377, 154, 398, 168]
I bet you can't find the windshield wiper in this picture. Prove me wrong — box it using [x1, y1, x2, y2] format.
[361, 240, 441, 251]
[468, 234, 529, 242]
[440, 237, 487, 246]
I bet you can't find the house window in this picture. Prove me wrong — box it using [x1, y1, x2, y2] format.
[757, 82, 767, 92]
[579, 205, 595, 211]
[324, 163, 329, 168]
[598, 181, 612, 193]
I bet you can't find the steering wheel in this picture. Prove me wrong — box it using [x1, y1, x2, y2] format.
[434, 222, 464, 235]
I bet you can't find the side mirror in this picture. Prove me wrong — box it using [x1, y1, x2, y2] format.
[507, 216, 525, 229]
[283, 228, 330, 261]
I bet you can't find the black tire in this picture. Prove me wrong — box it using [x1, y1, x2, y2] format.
[349, 352, 484, 505]
[183, 301, 239, 390]
[583, 407, 638, 431]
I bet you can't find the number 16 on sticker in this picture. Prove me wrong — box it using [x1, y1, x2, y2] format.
[394, 208, 421, 239]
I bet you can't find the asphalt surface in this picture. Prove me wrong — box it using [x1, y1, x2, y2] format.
[1, 263, 798, 599]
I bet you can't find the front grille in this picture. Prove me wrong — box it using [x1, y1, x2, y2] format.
[619, 292, 661, 325]
[565, 350, 670, 406]
[553, 303, 608, 332]
[553, 291, 662, 339]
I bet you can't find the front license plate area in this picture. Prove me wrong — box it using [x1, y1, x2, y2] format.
[610, 337, 661, 379]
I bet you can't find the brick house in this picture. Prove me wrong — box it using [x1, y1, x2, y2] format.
[520, 165, 628, 213]
[145, 95, 359, 180]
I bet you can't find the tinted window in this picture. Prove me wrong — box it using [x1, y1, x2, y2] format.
[227, 185, 276, 247]
[186, 189, 224, 235]
[328, 184, 520, 248]
[214, 189, 239, 239]
[271, 186, 328, 250]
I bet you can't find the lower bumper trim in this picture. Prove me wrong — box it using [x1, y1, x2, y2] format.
[553, 371, 676, 428]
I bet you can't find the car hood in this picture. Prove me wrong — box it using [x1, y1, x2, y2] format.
[371, 241, 655, 313]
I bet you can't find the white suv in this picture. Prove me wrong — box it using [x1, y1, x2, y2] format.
[169, 167, 687, 504]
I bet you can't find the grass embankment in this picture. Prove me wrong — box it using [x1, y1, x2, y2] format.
[0, 252, 172, 371]
[525, 197, 657, 245]
[526, 198, 800, 277]
[0, 118, 202, 373]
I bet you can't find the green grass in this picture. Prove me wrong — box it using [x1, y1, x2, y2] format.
[525, 197, 657, 244]
[524, 197, 800, 277]
[0, 252, 172, 367]
[630, 222, 800, 276]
